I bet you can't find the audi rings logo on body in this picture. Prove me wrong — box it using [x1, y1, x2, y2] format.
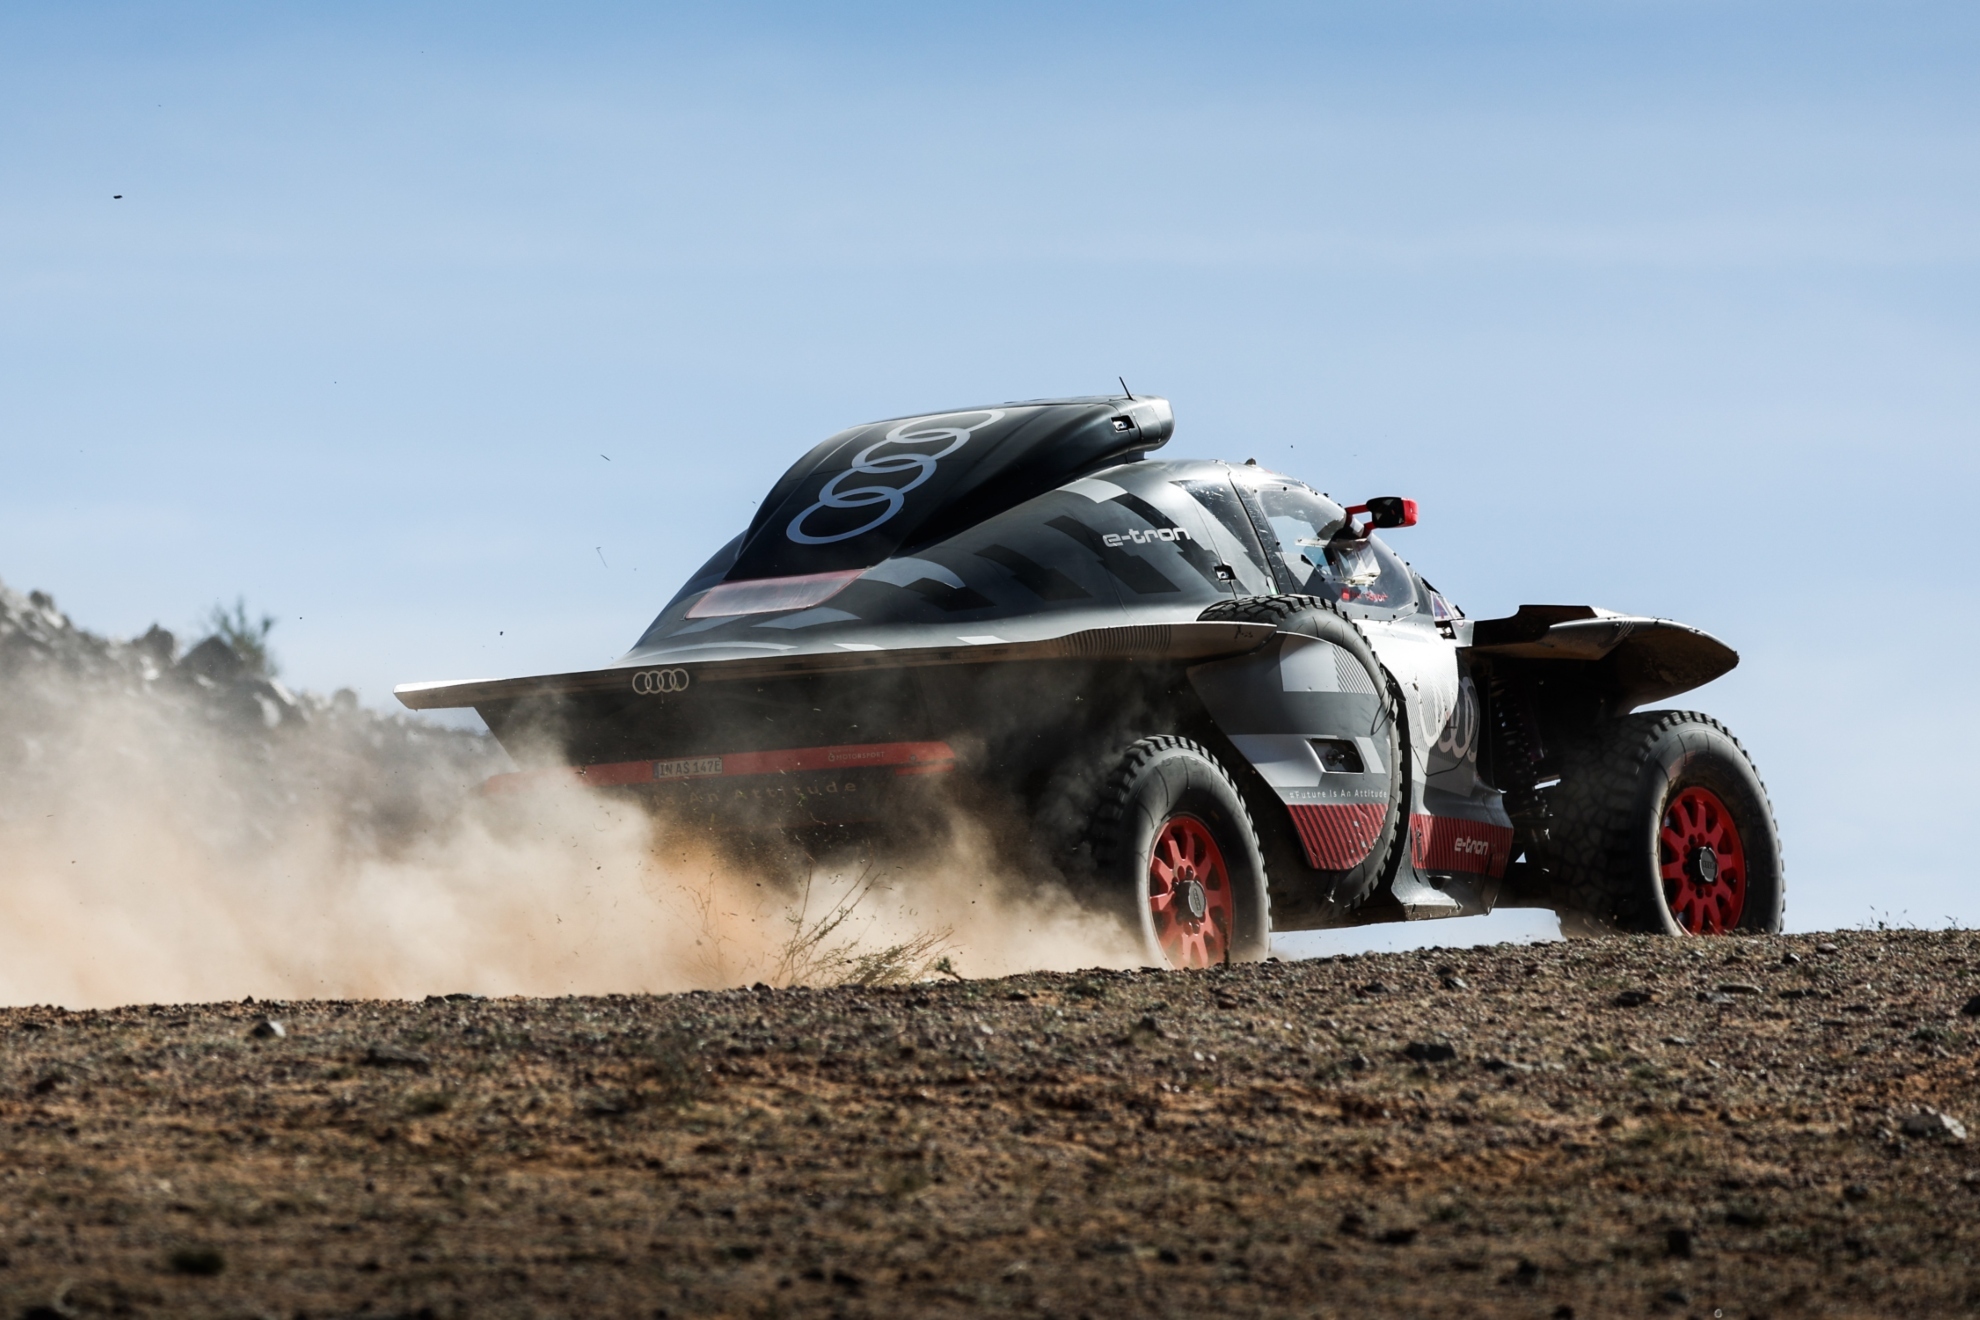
[631, 668, 691, 696]
[786, 409, 1007, 545]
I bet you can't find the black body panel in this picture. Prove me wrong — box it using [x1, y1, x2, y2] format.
[721, 396, 1173, 583]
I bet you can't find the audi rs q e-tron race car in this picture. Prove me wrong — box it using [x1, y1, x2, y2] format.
[398, 395, 1783, 968]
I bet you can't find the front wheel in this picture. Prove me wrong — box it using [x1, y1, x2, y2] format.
[1087, 737, 1272, 967]
[1542, 712, 1784, 936]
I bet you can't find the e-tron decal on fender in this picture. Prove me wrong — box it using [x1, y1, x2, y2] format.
[1409, 813, 1513, 877]
[1101, 527, 1193, 548]
[786, 409, 1007, 546]
[630, 668, 690, 695]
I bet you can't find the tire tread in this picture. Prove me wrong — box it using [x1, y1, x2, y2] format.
[1540, 710, 1782, 932]
[1086, 735, 1274, 960]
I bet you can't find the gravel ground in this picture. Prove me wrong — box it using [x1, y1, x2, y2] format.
[4, 928, 1979, 1319]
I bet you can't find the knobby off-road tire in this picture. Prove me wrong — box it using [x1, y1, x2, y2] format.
[1087, 736, 1272, 968]
[1541, 711, 1783, 936]
[1194, 594, 1408, 923]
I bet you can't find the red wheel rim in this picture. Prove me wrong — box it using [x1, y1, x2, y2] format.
[1659, 785, 1747, 935]
[1147, 814, 1234, 968]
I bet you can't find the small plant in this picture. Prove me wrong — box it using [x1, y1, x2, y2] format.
[205, 596, 279, 676]
[770, 859, 956, 988]
[840, 931, 954, 987]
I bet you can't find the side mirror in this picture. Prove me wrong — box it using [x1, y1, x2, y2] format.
[1346, 496, 1417, 530]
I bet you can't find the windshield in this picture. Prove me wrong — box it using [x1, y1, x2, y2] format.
[1254, 482, 1415, 611]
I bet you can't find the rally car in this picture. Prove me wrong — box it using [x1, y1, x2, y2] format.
[398, 394, 1783, 966]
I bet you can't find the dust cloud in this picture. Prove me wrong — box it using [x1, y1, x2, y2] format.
[0, 584, 1136, 1010]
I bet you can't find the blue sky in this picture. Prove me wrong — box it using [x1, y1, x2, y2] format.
[4, 2, 1976, 937]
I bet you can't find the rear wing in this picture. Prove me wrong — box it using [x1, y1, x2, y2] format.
[1463, 605, 1737, 710]
[395, 620, 1276, 712]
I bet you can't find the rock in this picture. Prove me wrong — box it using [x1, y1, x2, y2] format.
[1441, 975, 1468, 991]
[178, 635, 247, 683]
[167, 1244, 225, 1275]
[1613, 989, 1654, 1007]
[1817, 942, 1840, 954]
[1716, 983, 1763, 996]
[134, 623, 176, 665]
[248, 1018, 285, 1040]
[1781, 951, 1802, 965]
[362, 1045, 433, 1073]
[1697, 991, 1735, 1005]
[1900, 1111, 1967, 1141]
[1402, 1041, 1456, 1064]
[1355, 982, 1392, 997]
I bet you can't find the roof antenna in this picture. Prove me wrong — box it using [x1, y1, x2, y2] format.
[1118, 376, 1133, 400]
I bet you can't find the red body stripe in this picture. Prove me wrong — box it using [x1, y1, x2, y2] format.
[482, 740, 956, 796]
[1409, 813, 1513, 877]
[1285, 803, 1388, 870]
[715, 741, 954, 777]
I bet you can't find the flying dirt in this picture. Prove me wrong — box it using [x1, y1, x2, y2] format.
[0, 579, 1130, 1011]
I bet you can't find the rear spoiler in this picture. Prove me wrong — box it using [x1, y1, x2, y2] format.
[1463, 605, 1738, 710]
[396, 620, 1276, 712]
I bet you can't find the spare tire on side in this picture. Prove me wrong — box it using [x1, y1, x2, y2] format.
[1086, 736, 1272, 968]
[1192, 594, 1407, 926]
[1538, 711, 1784, 936]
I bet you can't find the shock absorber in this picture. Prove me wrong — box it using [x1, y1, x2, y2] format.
[1486, 669, 1553, 855]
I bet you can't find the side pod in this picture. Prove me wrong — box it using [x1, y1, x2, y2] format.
[1187, 617, 1400, 924]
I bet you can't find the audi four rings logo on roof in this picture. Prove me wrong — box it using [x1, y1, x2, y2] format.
[631, 668, 690, 695]
[785, 410, 1007, 546]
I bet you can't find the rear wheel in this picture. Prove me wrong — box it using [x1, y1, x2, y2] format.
[1542, 712, 1783, 936]
[1088, 736, 1272, 967]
